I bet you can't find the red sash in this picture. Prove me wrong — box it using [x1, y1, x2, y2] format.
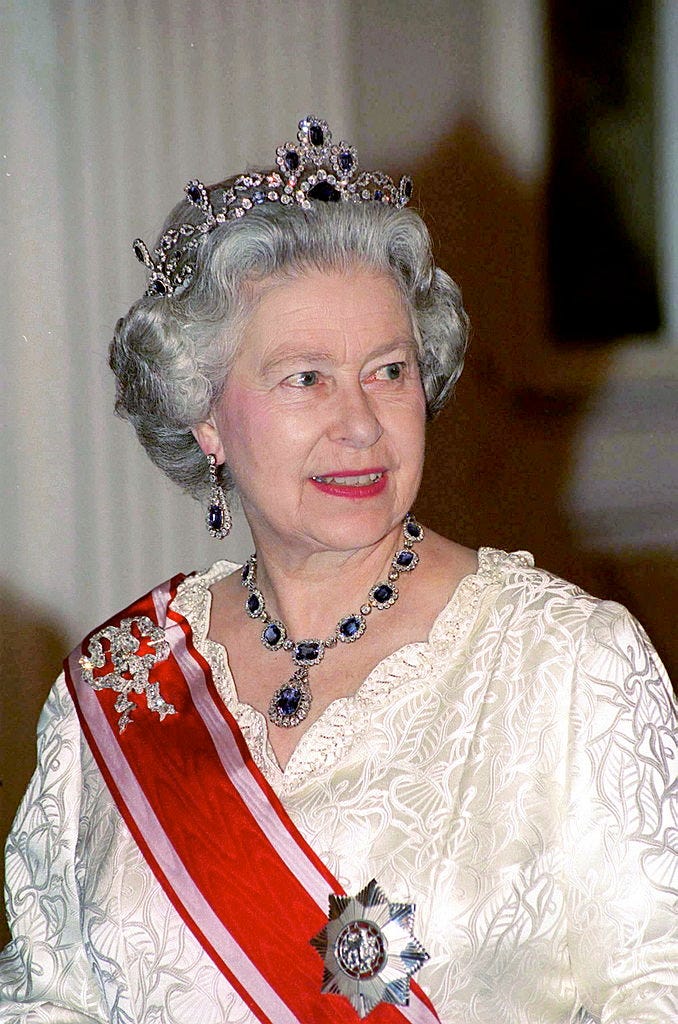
[64, 575, 441, 1024]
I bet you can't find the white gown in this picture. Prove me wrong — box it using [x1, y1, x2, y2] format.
[1, 549, 676, 1023]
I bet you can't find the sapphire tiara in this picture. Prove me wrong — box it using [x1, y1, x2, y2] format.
[133, 115, 414, 298]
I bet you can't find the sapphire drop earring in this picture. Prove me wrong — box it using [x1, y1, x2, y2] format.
[206, 454, 231, 538]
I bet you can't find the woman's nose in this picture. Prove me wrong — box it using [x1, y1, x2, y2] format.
[329, 382, 383, 449]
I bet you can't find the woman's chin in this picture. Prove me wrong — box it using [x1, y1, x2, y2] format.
[298, 494, 412, 553]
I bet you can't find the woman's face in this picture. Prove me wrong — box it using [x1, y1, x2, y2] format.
[198, 266, 427, 558]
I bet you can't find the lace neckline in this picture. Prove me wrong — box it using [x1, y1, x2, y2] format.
[171, 547, 532, 795]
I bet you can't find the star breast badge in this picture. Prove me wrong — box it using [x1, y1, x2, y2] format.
[310, 878, 429, 1018]
[78, 615, 174, 732]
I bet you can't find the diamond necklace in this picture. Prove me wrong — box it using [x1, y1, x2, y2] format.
[240, 513, 424, 728]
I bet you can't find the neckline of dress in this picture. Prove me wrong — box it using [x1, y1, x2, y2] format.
[171, 546, 529, 792]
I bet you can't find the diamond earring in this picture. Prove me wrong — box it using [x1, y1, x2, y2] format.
[205, 454, 231, 538]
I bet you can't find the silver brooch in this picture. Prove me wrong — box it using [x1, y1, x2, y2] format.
[310, 878, 429, 1019]
[79, 616, 174, 732]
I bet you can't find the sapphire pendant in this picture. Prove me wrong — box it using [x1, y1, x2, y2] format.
[268, 668, 312, 728]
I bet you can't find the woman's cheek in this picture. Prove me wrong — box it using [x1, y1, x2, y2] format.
[220, 386, 305, 468]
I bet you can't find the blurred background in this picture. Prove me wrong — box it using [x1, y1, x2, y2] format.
[1, 0, 676, 943]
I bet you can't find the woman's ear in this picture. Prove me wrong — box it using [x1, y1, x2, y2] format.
[192, 419, 226, 465]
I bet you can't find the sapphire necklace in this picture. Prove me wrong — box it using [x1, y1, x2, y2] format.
[240, 513, 424, 728]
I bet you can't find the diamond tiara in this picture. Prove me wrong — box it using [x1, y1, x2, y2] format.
[132, 115, 414, 298]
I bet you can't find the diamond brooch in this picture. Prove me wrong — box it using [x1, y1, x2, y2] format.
[78, 616, 174, 732]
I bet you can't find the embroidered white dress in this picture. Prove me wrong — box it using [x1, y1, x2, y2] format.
[1, 549, 676, 1024]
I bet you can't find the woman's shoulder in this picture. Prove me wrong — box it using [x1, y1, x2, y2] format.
[477, 544, 606, 617]
[185, 558, 243, 587]
[407, 529, 632, 653]
[471, 545, 673, 682]
[427, 531, 604, 626]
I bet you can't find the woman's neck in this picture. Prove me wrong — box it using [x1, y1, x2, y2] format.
[247, 524, 404, 639]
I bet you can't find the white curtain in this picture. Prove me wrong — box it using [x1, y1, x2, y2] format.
[1, 0, 354, 648]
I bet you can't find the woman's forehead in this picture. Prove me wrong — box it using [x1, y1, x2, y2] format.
[250, 264, 403, 307]
[242, 268, 412, 341]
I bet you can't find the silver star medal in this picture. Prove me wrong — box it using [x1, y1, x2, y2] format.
[79, 615, 174, 732]
[310, 878, 429, 1019]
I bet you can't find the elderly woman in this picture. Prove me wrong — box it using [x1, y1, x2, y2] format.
[1, 116, 676, 1024]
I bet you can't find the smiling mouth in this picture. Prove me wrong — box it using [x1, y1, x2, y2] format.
[311, 472, 384, 487]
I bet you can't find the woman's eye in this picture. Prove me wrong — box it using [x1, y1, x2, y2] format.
[285, 370, 319, 388]
[372, 362, 405, 381]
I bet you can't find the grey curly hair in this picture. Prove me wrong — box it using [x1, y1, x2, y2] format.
[110, 183, 469, 499]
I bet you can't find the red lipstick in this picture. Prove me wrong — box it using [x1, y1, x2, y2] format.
[309, 469, 388, 500]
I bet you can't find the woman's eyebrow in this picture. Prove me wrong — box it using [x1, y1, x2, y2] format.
[371, 338, 419, 357]
[260, 348, 334, 373]
[261, 338, 417, 373]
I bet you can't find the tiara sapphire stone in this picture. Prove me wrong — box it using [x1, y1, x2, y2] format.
[309, 124, 324, 147]
[284, 149, 300, 171]
[308, 180, 340, 202]
[339, 151, 354, 174]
